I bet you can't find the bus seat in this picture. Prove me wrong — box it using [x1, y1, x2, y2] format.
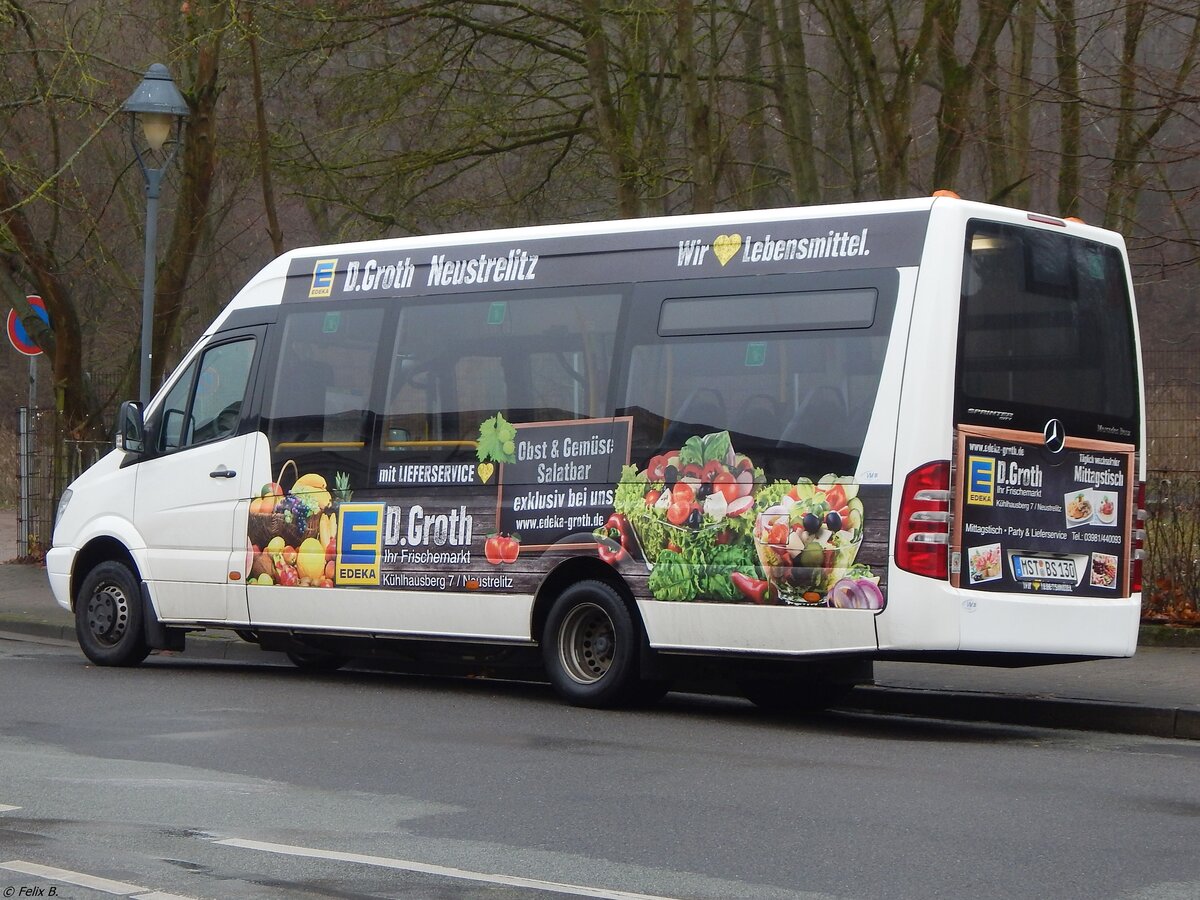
[733, 394, 781, 441]
[270, 361, 333, 443]
[779, 385, 847, 448]
[663, 387, 726, 447]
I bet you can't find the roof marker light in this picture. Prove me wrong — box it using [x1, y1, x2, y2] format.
[1027, 213, 1066, 227]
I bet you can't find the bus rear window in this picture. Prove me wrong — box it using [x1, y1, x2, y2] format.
[956, 221, 1139, 440]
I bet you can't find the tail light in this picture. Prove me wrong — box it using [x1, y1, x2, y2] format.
[1131, 480, 1146, 594]
[896, 460, 951, 578]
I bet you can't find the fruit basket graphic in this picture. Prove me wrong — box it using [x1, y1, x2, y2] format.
[247, 459, 333, 549]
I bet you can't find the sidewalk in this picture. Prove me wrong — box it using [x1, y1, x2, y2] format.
[2, 510, 1196, 739]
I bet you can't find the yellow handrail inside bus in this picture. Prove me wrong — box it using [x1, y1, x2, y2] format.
[382, 440, 478, 449]
[275, 441, 366, 449]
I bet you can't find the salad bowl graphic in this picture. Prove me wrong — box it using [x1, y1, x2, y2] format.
[618, 431, 758, 567]
[753, 476, 865, 604]
[611, 431, 768, 603]
[610, 433, 880, 607]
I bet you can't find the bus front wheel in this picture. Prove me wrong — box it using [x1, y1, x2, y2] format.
[74, 561, 151, 667]
[542, 580, 640, 708]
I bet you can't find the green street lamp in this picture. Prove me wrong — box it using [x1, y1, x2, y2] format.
[121, 63, 189, 406]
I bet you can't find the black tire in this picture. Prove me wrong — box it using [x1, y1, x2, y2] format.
[286, 648, 350, 672]
[74, 561, 151, 667]
[542, 580, 642, 708]
[739, 677, 853, 714]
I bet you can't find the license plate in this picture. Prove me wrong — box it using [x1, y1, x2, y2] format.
[1012, 555, 1078, 583]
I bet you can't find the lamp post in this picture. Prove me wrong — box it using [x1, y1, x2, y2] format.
[121, 63, 189, 406]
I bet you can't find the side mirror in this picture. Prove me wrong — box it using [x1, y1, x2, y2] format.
[117, 400, 146, 454]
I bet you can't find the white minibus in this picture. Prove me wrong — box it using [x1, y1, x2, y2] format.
[48, 196, 1146, 708]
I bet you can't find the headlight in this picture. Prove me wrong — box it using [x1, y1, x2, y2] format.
[56, 489, 73, 525]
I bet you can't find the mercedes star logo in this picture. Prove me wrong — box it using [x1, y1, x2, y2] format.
[1043, 418, 1066, 454]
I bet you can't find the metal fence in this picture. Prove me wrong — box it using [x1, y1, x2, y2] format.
[15, 407, 109, 558]
[1145, 336, 1200, 473]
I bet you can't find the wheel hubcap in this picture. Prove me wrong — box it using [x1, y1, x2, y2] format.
[86, 583, 130, 646]
[557, 602, 616, 685]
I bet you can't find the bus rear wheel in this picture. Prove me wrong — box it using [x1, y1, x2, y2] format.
[74, 561, 151, 667]
[543, 580, 641, 708]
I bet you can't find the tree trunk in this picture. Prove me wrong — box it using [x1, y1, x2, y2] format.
[932, 0, 1018, 191]
[1051, 0, 1081, 216]
[737, 3, 768, 207]
[996, 0, 1036, 207]
[765, 0, 819, 204]
[579, 0, 642, 217]
[674, 0, 714, 212]
[246, 4, 284, 257]
[816, 0, 942, 198]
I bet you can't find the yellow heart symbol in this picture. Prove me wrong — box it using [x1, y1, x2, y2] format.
[712, 233, 742, 266]
[478, 462, 494, 484]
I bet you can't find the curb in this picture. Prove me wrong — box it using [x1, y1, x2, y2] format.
[0, 622, 282, 665]
[840, 685, 1200, 741]
[2, 617, 1195, 740]
[1137, 624, 1200, 648]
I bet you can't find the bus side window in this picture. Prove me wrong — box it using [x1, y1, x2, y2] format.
[158, 359, 198, 452]
[779, 385, 848, 446]
[264, 308, 384, 451]
[663, 387, 727, 449]
[155, 337, 256, 453]
[384, 356, 442, 450]
[733, 394, 782, 441]
[382, 293, 621, 456]
[622, 329, 886, 473]
[382, 353, 507, 456]
[456, 355, 508, 439]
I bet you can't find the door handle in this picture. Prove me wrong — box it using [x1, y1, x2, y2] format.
[209, 466, 237, 479]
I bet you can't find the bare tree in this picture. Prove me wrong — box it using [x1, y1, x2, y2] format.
[930, 0, 1019, 190]
[810, 0, 942, 197]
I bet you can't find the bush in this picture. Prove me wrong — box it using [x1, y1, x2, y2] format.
[1143, 476, 1200, 626]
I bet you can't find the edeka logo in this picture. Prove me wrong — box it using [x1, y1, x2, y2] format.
[336, 503, 384, 585]
[966, 456, 996, 506]
[309, 258, 338, 298]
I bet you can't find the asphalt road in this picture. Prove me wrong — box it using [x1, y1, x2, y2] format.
[1, 636, 1197, 900]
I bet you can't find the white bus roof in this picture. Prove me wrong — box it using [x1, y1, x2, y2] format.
[212, 196, 1124, 332]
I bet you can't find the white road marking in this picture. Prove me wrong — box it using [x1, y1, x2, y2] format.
[0, 861, 197, 900]
[0, 860, 146, 894]
[0, 805, 19, 813]
[216, 837, 681, 900]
